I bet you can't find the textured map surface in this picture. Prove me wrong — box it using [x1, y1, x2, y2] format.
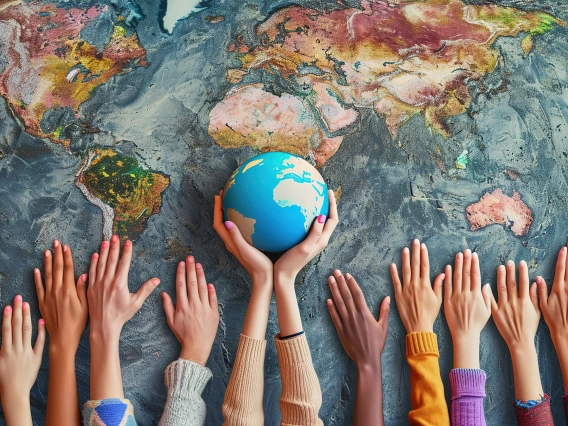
[0, 0, 567, 424]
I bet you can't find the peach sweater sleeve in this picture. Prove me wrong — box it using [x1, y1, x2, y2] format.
[222, 334, 267, 426]
[275, 334, 323, 426]
[406, 332, 450, 426]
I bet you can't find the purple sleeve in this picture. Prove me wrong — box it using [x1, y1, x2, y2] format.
[449, 369, 486, 426]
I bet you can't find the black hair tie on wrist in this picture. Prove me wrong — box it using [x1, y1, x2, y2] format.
[280, 330, 305, 340]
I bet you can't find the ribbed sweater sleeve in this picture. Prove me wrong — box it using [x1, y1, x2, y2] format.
[406, 332, 450, 426]
[222, 334, 267, 426]
[275, 333, 323, 426]
[515, 394, 553, 426]
[449, 369, 486, 426]
[158, 359, 212, 426]
[82, 398, 136, 425]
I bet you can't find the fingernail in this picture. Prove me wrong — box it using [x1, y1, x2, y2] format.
[506, 260, 514, 266]
[403, 247, 409, 253]
[334, 269, 342, 276]
[386, 296, 391, 304]
[125, 240, 132, 247]
[63, 245, 68, 252]
[111, 235, 118, 242]
[187, 256, 194, 263]
[520, 260, 526, 267]
[179, 261, 185, 268]
[563, 247, 567, 253]
[54, 240, 59, 248]
[4, 306, 11, 313]
[34, 268, 39, 274]
[92, 253, 99, 259]
[22, 302, 29, 310]
[536, 276, 542, 284]
[39, 319, 45, 325]
[15, 295, 22, 302]
[152, 278, 160, 286]
[81, 274, 87, 282]
[196, 263, 202, 269]
[45, 250, 51, 257]
[224, 221, 234, 230]
[414, 239, 419, 244]
[421, 243, 426, 249]
[102, 241, 109, 249]
[208, 284, 214, 290]
[317, 214, 326, 224]
[345, 272, 352, 279]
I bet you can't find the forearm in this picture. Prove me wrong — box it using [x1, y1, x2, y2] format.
[452, 335, 480, 369]
[242, 275, 272, 340]
[89, 334, 124, 400]
[551, 336, 568, 392]
[46, 348, 81, 426]
[510, 344, 543, 402]
[274, 272, 302, 336]
[354, 365, 384, 426]
[1, 394, 33, 426]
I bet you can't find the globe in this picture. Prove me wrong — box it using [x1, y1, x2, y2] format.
[222, 152, 329, 252]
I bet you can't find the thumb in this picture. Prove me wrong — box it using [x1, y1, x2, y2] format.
[162, 291, 175, 327]
[300, 215, 326, 249]
[132, 278, 160, 313]
[224, 221, 257, 258]
[377, 296, 391, 328]
[34, 319, 46, 359]
[482, 283, 491, 314]
[536, 276, 548, 309]
[77, 274, 88, 308]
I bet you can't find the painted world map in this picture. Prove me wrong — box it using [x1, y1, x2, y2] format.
[1, 0, 568, 424]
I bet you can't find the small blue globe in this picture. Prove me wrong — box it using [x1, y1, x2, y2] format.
[223, 152, 329, 252]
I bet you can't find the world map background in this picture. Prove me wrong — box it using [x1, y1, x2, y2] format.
[0, 0, 568, 425]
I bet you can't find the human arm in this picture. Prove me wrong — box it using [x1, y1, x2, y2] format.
[390, 239, 449, 426]
[327, 271, 390, 426]
[34, 240, 88, 426]
[442, 250, 491, 426]
[85, 235, 159, 424]
[272, 189, 338, 426]
[0, 296, 45, 426]
[159, 257, 219, 426]
[213, 192, 272, 426]
[489, 260, 552, 424]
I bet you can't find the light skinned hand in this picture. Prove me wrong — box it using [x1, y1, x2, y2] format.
[213, 191, 272, 282]
[34, 240, 88, 352]
[0, 296, 45, 425]
[390, 239, 442, 333]
[162, 257, 219, 366]
[88, 235, 160, 342]
[274, 189, 338, 281]
[442, 250, 491, 369]
[327, 270, 390, 370]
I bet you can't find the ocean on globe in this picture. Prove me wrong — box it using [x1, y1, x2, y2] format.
[222, 152, 329, 252]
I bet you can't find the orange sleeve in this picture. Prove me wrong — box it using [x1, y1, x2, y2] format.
[406, 332, 450, 426]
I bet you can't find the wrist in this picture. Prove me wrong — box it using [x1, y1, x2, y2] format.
[179, 347, 208, 366]
[452, 334, 480, 369]
[406, 323, 434, 334]
[90, 328, 121, 348]
[274, 266, 297, 285]
[510, 342, 537, 363]
[49, 344, 78, 360]
[357, 361, 382, 377]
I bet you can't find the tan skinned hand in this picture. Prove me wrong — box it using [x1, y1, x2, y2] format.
[390, 239, 442, 333]
[538, 245, 568, 342]
[34, 240, 88, 352]
[88, 235, 160, 342]
[327, 271, 390, 370]
[162, 257, 219, 366]
[274, 189, 338, 281]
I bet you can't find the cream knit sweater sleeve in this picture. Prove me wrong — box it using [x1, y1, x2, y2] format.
[222, 334, 267, 426]
[275, 334, 323, 426]
[158, 359, 213, 426]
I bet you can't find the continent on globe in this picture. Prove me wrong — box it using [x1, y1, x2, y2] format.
[209, 0, 564, 166]
[466, 189, 533, 237]
[0, 0, 147, 144]
[76, 148, 170, 242]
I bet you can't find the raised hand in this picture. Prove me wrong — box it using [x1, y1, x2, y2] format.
[0, 296, 45, 426]
[442, 250, 491, 369]
[390, 239, 442, 333]
[162, 257, 219, 366]
[34, 240, 88, 426]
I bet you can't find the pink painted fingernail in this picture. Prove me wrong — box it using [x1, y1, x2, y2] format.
[22, 302, 29, 310]
[187, 256, 194, 263]
[15, 295, 22, 302]
[125, 240, 132, 246]
[39, 319, 45, 325]
[317, 214, 326, 223]
[111, 235, 118, 242]
[81, 274, 87, 282]
[224, 221, 234, 230]
[63, 245, 68, 252]
[54, 240, 59, 248]
[92, 253, 99, 259]
[5, 306, 11, 314]
[102, 241, 109, 249]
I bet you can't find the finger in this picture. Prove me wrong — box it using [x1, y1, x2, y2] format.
[116, 240, 133, 283]
[556, 246, 567, 292]
[300, 214, 326, 251]
[208, 284, 218, 311]
[321, 190, 339, 242]
[411, 239, 420, 283]
[443, 265, 452, 300]
[224, 221, 258, 261]
[497, 265, 507, 306]
[2, 305, 12, 350]
[196, 263, 209, 305]
[505, 261, 517, 302]
[44, 249, 53, 293]
[186, 256, 199, 302]
[12, 295, 22, 348]
[377, 296, 391, 328]
[471, 252, 481, 292]
[88, 252, 99, 288]
[175, 261, 189, 309]
[33, 319, 45, 359]
[462, 249, 472, 292]
[53, 240, 64, 290]
[105, 235, 121, 278]
[420, 242, 430, 282]
[402, 247, 411, 287]
[334, 270, 356, 312]
[453, 252, 463, 294]
[132, 278, 160, 312]
[162, 292, 175, 328]
[63, 244, 76, 290]
[328, 275, 348, 320]
[489, 285, 498, 313]
[34, 268, 45, 306]
[327, 298, 344, 335]
[22, 301, 31, 347]
[214, 196, 239, 255]
[536, 276, 548, 309]
[96, 240, 110, 282]
[518, 260, 529, 299]
[390, 263, 402, 298]
[77, 274, 88, 308]
[482, 283, 492, 314]
[345, 273, 368, 313]
[529, 282, 540, 314]
[433, 271, 443, 302]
